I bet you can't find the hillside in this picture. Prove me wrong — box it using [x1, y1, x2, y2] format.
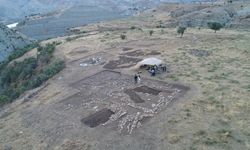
[0, 0, 161, 22]
[0, 1, 249, 150]
[156, 1, 250, 28]
[9, 0, 250, 40]
[0, 23, 33, 62]
[0, 0, 210, 22]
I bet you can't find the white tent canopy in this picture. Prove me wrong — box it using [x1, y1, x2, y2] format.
[137, 57, 163, 66]
[133, 57, 164, 70]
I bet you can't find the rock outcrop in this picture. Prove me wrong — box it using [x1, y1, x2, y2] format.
[162, 2, 250, 29]
[166, 4, 237, 27]
[0, 23, 33, 62]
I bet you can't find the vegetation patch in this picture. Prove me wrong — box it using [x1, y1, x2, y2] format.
[0, 43, 65, 105]
[0, 42, 38, 70]
[207, 22, 224, 33]
[177, 26, 186, 38]
[120, 34, 127, 40]
[149, 30, 154, 36]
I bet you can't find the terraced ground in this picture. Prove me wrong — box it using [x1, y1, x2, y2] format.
[0, 2, 250, 150]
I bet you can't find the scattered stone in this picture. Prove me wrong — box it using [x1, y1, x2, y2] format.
[80, 57, 103, 67]
[62, 71, 189, 134]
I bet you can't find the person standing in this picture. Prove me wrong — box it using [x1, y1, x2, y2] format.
[134, 74, 138, 83]
[163, 65, 166, 72]
[151, 68, 156, 76]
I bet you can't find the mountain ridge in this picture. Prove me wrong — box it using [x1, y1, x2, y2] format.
[0, 0, 210, 22]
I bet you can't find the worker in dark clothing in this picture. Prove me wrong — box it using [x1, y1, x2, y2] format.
[160, 64, 167, 72]
[134, 74, 138, 83]
[163, 65, 167, 72]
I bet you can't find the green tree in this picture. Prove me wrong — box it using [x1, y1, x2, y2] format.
[207, 22, 224, 33]
[149, 30, 154, 36]
[177, 27, 186, 38]
[120, 34, 126, 40]
[0, 95, 11, 105]
[130, 26, 136, 30]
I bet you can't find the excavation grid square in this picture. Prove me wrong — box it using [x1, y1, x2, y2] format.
[61, 70, 189, 134]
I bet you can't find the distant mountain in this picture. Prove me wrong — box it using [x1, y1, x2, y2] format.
[0, 0, 59, 22]
[0, 23, 33, 62]
[0, 0, 210, 22]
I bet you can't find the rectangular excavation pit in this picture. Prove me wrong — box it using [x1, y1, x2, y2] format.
[124, 89, 145, 103]
[133, 86, 162, 96]
[82, 108, 115, 128]
[103, 56, 142, 70]
[71, 70, 121, 88]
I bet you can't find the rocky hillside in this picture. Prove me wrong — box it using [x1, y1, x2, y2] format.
[160, 1, 250, 28]
[0, 0, 156, 22]
[0, 0, 209, 22]
[0, 23, 33, 62]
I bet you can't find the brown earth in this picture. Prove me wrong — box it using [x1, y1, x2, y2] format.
[82, 108, 115, 128]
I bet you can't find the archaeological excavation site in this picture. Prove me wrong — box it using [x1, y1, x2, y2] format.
[1, 1, 250, 149]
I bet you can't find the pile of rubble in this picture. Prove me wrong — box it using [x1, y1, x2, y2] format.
[102, 88, 181, 134]
[80, 57, 103, 67]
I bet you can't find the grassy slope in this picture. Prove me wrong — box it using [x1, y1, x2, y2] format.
[81, 14, 250, 148]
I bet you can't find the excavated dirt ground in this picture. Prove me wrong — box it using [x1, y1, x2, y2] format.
[103, 56, 142, 69]
[63, 70, 189, 134]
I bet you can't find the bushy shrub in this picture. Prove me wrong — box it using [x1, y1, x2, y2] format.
[42, 60, 65, 79]
[130, 26, 136, 30]
[37, 43, 56, 64]
[177, 26, 186, 38]
[0, 95, 11, 105]
[120, 34, 127, 40]
[207, 22, 224, 33]
[149, 30, 154, 36]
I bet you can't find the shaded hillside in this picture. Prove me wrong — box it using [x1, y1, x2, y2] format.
[0, 23, 33, 62]
[0, 0, 60, 22]
[159, 2, 250, 29]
